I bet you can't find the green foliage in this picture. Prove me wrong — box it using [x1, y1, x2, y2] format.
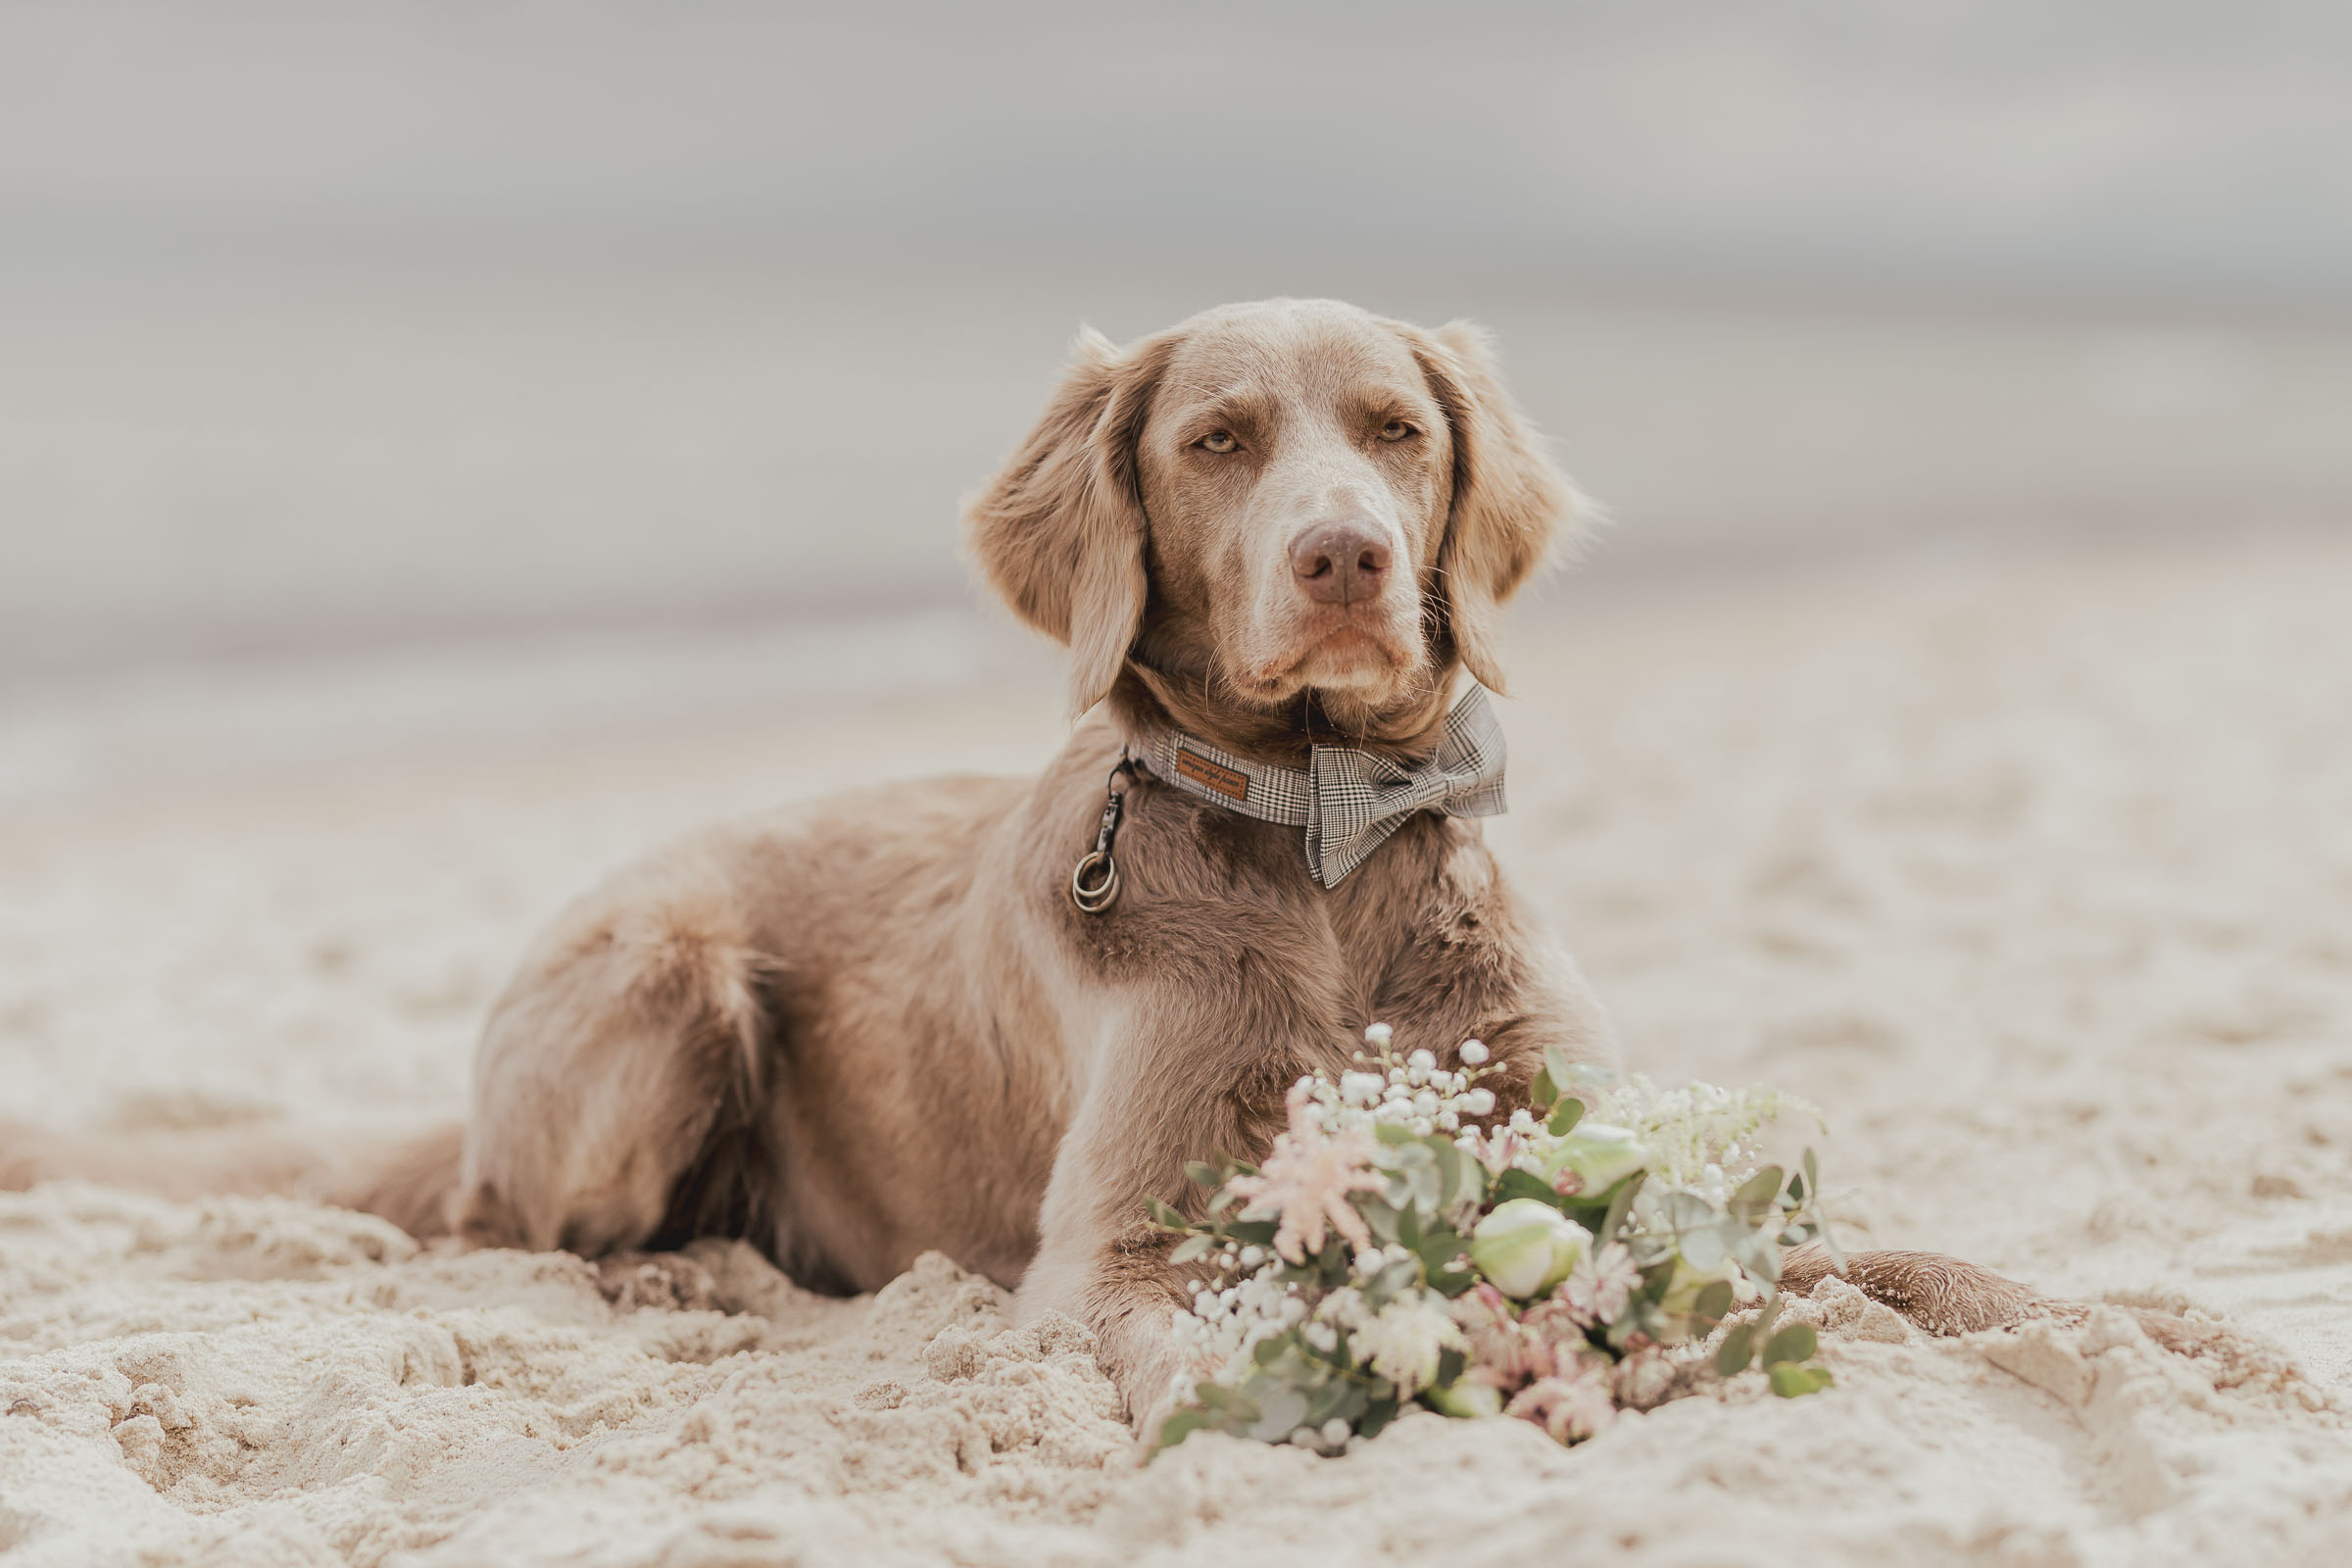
[1765, 1323, 1817, 1366]
[1713, 1298, 1831, 1395]
[1768, 1362, 1835, 1397]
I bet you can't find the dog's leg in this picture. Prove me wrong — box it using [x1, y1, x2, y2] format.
[1013, 1023, 1300, 1435]
[457, 862, 773, 1257]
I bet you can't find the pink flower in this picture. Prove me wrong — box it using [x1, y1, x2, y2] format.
[1224, 1082, 1385, 1264]
[1505, 1360, 1618, 1444]
[1475, 1127, 1525, 1177]
[1517, 1294, 1595, 1350]
[1449, 1283, 1538, 1388]
[1557, 1242, 1642, 1327]
[1613, 1347, 1677, 1411]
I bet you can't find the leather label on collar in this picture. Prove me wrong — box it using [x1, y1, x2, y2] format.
[1174, 748, 1250, 803]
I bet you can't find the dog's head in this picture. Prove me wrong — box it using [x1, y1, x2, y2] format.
[965, 298, 1579, 742]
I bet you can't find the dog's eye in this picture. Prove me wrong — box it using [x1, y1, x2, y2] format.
[1378, 419, 1417, 443]
[1197, 430, 1239, 454]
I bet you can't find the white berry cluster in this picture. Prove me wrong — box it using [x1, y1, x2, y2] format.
[1590, 1075, 1821, 1190]
[1292, 1022, 1499, 1141]
[1167, 1246, 1306, 1392]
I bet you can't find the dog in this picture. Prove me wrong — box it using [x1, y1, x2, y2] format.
[361, 297, 1622, 1420]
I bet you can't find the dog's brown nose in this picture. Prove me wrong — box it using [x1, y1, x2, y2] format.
[1291, 524, 1392, 605]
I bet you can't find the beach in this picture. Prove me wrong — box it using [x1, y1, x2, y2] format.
[5, 528, 2350, 1564]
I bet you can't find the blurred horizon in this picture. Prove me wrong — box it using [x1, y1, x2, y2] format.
[11, 2, 2352, 300]
[4, 1, 2350, 802]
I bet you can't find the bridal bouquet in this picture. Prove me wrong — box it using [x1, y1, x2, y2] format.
[1149, 1029, 1839, 1455]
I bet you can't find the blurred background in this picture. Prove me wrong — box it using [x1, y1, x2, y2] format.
[4, 0, 2351, 806]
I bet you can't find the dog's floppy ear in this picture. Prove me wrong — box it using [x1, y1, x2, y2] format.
[964, 325, 1174, 716]
[1401, 319, 1579, 695]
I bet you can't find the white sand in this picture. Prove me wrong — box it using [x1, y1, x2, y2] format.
[5, 534, 2352, 1565]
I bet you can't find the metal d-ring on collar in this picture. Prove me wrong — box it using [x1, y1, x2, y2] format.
[1069, 756, 1140, 914]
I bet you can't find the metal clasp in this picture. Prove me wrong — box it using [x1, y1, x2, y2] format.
[1070, 759, 1137, 914]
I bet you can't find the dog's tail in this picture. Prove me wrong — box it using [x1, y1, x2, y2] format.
[0, 1117, 466, 1241]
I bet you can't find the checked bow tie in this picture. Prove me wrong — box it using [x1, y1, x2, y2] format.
[1131, 684, 1508, 888]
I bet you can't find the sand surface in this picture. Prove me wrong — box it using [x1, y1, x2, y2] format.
[5, 534, 2352, 1564]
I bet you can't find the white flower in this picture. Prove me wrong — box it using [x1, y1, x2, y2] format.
[1589, 1075, 1821, 1189]
[1348, 1291, 1464, 1396]
[1558, 1242, 1642, 1327]
[1315, 1286, 1367, 1330]
[1459, 1039, 1490, 1065]
[1469, 1200, 1592, 1299]
[1506, 1361, 1617, 1444]
[1363, 1022, 1395, 1050]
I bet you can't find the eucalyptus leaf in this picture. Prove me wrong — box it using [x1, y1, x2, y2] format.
[1548, 1097, 1586, 1136]
[1245, 1387, 1311, 1443]
[1627, 1235, 1675, 1268]
[1153, 1408, 1211, 1453]
[1195, 1383, 1256, 1421]
[1818, 1221, 1848, 1272]
[1665, 1192, 1716, 1237]
[1597, 1170, 1647, 1247]
[1170, 1235, 1214, 1265]
[1732, 1230, 1784, 1285]
[1768, 1362, 1832, 1398]
[1542, 1044, 1584, 1100]
[1729, 1165, 1784, 1221]
[1715, 1323, 1755, 1376]
[1529, 1068, 1556, 1110]
[1764, 1323, 1818, 1366]
[1144, 1198, 1187, 1230]
[1691, 1279, 1735, 1328]
[1678, 1225, 1728, 1271]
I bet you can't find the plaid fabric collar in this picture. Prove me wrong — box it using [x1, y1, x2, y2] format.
[1129, 683, 1507, 888]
